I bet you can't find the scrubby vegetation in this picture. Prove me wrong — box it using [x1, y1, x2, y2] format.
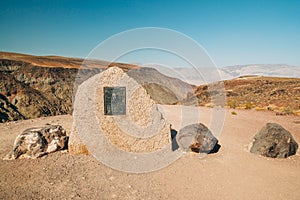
[184, 76, 300, 116]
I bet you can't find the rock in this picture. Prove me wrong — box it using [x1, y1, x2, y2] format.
[0, 93, 25, 122]
[176, 123, 219, 153]
[249, 123, 298, 158]
[68, 126, 89, 155]
[0, 53, 193, 123]
[70, 67, 171, 155]
[3, 125, 68, 160]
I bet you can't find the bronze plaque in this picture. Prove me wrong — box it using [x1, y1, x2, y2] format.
[104, 87, 126, 115]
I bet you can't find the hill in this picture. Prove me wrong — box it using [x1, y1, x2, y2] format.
[184, 76, 300, 115]
[2, 52, 299, 122]
[0, 52, 192, 122]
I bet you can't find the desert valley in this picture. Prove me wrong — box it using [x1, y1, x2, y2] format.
[0, 52, 300, 199]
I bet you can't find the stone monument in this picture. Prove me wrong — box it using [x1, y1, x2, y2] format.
[69, 67, 171, 155]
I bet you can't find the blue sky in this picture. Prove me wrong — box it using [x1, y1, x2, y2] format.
[0, 0, 300, 67]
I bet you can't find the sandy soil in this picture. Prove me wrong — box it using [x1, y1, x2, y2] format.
[0, 106, 300, 200]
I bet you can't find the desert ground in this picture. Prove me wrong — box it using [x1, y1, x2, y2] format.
[0, 105, 300, 199]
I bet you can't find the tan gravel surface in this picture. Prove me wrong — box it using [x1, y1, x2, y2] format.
[1, 106, 300, 199]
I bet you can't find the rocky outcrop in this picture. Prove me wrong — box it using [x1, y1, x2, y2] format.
[0, 93, 25, 122]
[0, 52, 193, 123]
[249, 123, 298, 158]
[176, 123, 219, 153]
[0, 60, 80, 122]
[184, 76, 300, 112]
[127, 67, 193, 103]
[3, 125, 68, 160]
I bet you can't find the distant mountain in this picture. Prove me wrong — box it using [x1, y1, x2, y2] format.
[172, 64, 300, 85]
[0, 52, 192, 122]
[220, 64, 300, 80]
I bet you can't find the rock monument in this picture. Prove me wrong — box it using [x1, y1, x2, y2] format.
[69, 67, 171, 155]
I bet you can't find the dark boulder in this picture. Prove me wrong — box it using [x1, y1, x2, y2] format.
[249, 123, 298, 158]
[176, 123, 219, 153]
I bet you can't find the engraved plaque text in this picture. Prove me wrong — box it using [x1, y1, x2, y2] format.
[104, 87, 126, 115]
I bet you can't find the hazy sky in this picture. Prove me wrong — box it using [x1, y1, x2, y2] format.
[0, 0, 300, 67]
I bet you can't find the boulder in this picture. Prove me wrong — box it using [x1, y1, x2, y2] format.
[3, 125, 68, 160]
[70, 67, 171, 155]
[249, 123, 298, 158]
[176, 123, 219, 153]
